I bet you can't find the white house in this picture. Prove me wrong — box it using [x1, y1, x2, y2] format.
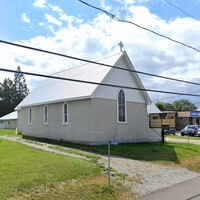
[0, 111, 18, 129]
[16, 51, 160, 145]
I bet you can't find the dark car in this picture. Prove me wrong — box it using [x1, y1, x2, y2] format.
[164, 128, 176, 135]
[180, 125, 200, 136]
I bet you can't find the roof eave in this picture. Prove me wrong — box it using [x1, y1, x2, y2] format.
[16, 95, 92, 109]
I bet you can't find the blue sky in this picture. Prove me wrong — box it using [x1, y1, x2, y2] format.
[1, 0, 200, 41]
[1, 0, 200, 106]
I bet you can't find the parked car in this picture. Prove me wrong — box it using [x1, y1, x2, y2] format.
[180, 125, 200, 136]
[164, 128, 176, 135]
[197, 128, 200, 137]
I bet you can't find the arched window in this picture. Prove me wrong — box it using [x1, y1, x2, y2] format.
[63, 102, 68, 125]
[28, 107, 32, 125]
[44, 105, 48, 125]
[118, 89, 126, 123]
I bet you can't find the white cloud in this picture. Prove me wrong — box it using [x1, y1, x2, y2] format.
[2, 2, 200, 106]
[21, 13, 31, 24]
[49, 5, 63, 14]
[114, 0, 135, 5]
[33, 0, 47, 8]
[44, 13, 62, 27]
[38, 22, 45, 26]
[100, 0, 112, 11]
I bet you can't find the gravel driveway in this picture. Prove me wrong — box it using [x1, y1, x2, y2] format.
[98, 156, 199, 197]
[1, 136, 199, 198]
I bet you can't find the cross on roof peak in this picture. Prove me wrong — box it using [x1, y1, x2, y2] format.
[118, 41, 124, 52]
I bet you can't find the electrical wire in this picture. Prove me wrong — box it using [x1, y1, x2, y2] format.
[1, 39, 200, 87]
[163, 0, 199, 21]
[78, 0, 200, 53]
[152, 89, 200, 102]
[1, 68, 200, 97]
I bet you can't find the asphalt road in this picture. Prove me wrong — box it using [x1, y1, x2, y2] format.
[137, 136, 200, 200]
[136, 176, 200, 200]
[166, 137, 200, 145]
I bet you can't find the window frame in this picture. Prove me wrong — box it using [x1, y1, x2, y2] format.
[44, 105, 48, 125]
[28, 107, 32, 125]
[63, 102, 68, 125]
[117, 89, 127, 123]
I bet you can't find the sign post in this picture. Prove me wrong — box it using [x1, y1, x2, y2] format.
[108, 140, 118, 192]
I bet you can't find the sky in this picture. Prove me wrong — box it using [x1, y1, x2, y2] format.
[1, 0, 200, 107]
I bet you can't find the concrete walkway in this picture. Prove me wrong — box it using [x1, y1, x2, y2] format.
[136, 176, 200, 200]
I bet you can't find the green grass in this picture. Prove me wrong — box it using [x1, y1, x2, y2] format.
[49, 145, 100, 163]
[1, 130, 200, 198]
[0, 129, 21, 137]
[0, 138, 133, 200]
[23, 135, 200, 173]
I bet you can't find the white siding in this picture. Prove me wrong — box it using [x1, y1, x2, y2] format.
[19, 99, 91, 143]
[89, 98, 159, 144]
[92, 58, 146, 103]
[0, 120, 17, 129]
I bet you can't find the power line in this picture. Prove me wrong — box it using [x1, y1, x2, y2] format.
[1, 68, 200, 97]
[78, 0, 200, 53]
[152, 89, 200, 102]
[163, 0, 199, 21]
[1, 39, 200, 87]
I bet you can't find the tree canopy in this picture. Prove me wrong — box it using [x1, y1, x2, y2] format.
[155, 99, 198, 111]
[13, 66, 29, 106]
[0, 66, 29, 117]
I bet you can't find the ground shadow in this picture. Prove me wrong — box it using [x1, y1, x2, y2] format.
[23, 136, 185, 165]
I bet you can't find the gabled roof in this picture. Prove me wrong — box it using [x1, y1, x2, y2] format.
[0, 111, 18, 120]
[147, 103, 161, 114]
[16, 51, 151, 109]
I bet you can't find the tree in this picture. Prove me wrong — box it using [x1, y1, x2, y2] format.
[155, 99, 198, 111]
[172, 99, 197, 111]
[155, 102, 166, 111]
[0, 78, 15, 117]
[155, 102, 175, 111]
[13, 66, 29, 106]
[0, 66, 29, 117]
[164, 103, 175, 111]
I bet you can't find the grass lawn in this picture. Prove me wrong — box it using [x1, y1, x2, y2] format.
[1, 129, 200, 199]
[0, 138, 133, 200]
[0, 129, 21, 137]
[29, 137, 200, 173]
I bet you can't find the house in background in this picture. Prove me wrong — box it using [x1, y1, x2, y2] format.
[150, 110, 200, 131]
[0, 111, 18, 129]
[147, 103, 162, 137]
[16, 51, 161, 145]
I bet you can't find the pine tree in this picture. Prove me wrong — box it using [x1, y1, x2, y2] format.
[13, 66, 29, 106]
[0, 66, 29, 117]
[0, 78, 15, 117]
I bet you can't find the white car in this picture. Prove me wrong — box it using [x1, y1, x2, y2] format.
[197, 128, 200, 137]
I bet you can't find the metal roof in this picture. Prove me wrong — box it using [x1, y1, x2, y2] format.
[147, 104, 161, 114]
[16, 52, 123, 109]
[0, 111, 18, 120]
